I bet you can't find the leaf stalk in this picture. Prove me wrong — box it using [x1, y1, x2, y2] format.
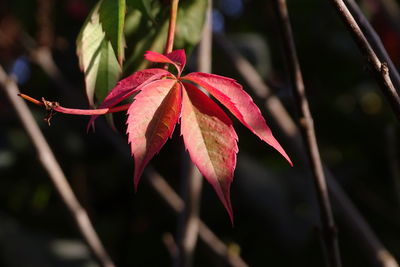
[19, 93, 130, 115]
[164, 0, 180, 54]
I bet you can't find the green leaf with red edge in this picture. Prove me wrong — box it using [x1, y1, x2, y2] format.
[127, 79, 182, 190]
[181, 82, 238, 223]
[182, 72, 292, 166]
[87, 68, 172, 130]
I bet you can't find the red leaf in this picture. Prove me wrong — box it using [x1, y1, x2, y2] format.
[165, 49, 186, 73]
[183, 72, 292, 166]
[181, 82, 238, 223]
[127, 79, 182, 190]
[144, 50, 185, 76]
[88, 68, 171, 130]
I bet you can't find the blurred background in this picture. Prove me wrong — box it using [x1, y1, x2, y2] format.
[1, 0, 400, 266]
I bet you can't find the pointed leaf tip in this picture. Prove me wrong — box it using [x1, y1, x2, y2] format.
[181, 82, 238, 223]
[144, 50, 186, 76]
[127, 79, 182, 189]
[183, 72, 292, 166]
[166, 49, 186, 72]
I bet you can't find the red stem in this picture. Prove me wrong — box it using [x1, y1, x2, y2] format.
[19, 93, 45, 106]
[164, 0, 180, 54]
[54, 104, 130, 115]
[18, 94, 130, 115]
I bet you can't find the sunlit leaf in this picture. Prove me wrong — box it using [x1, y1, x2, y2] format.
[183, 72, 292, 166]
[76, 0, 125, 106]
[24, 49, 291, 223]
[87, 68, 171, 129]
[127, 79, 181, 190]
[181, 82, 238, 223]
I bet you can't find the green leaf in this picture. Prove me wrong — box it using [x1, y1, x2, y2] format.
[126, 0, 158, 24]
[124, 20, 168, 73]
[77, 0, 124, 105]
[124, 0, 207, 73]
[95, 40, 121, 102]
[124, 9, 142, 37]
[99, 0, 126, 64]
[175, 0, 208, 49]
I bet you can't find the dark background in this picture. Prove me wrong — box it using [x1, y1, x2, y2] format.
[1, 0, 400, 266]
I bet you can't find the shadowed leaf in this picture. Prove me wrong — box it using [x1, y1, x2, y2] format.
[99, 0, 126, 64]
[124, 0, 207, 73]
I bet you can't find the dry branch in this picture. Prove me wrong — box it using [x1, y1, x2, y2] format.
[274, 1, 341, 266]
[145, 167, 248, 267]
[345, 0, 400, 93]
[330, 0, 400, 121]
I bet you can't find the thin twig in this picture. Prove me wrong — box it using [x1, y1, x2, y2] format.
[175, 2, 212, 266]
[329, 0, 400, 121]
[214, 34, 399, 267]
[345, 0, 400, 92]
[163, 232, 179, 259]
[274, 1, 341, 266]
[0, 67, 115, 267]
[175, 156, 203, 267]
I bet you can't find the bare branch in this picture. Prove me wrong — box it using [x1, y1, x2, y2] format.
[0, 67, 115, 267]
[175, 156, 203, 267]
[274, 1, 342, 266]
[345, 0, 400, 94]
[330, 0, 400, 121]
